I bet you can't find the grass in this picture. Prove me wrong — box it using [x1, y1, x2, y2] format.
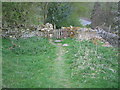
[2, 37, 57, 88]
[2, 37, 119, 88]
[61, 38, 118, 88]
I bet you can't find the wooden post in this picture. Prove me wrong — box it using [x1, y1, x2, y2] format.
[58, 29, 59, 39]
[108, 25, 111, 32]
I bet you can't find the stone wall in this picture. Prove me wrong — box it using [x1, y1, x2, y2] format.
[97, 28, 119, 47]
[1, 23, 54, 39]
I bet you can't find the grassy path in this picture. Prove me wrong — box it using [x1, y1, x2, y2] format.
[3, 37, 118, 88]
[49, 39, 72, 88]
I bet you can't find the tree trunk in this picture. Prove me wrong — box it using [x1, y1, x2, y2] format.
[43, 2, 49, 24]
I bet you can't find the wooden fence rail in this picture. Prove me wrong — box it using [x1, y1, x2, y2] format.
[53, 29, 69, 39]
[37, 29, 70, 39]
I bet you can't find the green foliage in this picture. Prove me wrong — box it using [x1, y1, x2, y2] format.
[2, 2, 94, 28]
[46, 2, 89, 28]
[72, 2, 94, 18]
[46, 2, 72, 28]
[60, 13, 83, 27]
[2, 2, 42, 26]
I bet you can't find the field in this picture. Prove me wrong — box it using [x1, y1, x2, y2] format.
[2, 37, 118, 88]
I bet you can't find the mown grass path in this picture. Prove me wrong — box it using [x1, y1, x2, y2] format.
[3, 37, 118, 88]
[49, 39, 72, 88]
